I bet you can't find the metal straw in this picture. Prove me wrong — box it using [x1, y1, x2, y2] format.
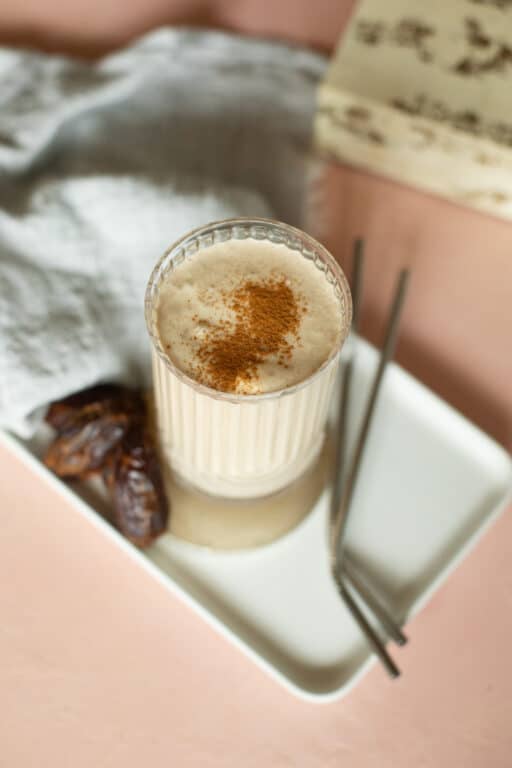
[329, 249, 410, 677]
[334, 573, 401, 679]
[344, 557, 407, 647]
[329, 241, 406, 643]
[329, 238, 364, 532]
[330, 268, 410, 560]
[330, 241, 407, 647]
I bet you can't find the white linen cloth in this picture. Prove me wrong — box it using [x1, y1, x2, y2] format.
[0, 28, 325, 436]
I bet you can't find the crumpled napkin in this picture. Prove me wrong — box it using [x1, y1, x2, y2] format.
[0, 27, 325, 437]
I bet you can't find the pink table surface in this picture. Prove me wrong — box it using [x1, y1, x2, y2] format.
[2, 444, 512, 767]
[1, 2, 512, 766]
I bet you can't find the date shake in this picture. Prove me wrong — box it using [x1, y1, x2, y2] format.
[145, 219, 352, 499]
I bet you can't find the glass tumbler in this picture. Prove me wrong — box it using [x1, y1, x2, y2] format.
[145, 218, 352, 499]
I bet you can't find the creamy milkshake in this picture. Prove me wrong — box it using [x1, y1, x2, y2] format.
[145, 219, 352, 498]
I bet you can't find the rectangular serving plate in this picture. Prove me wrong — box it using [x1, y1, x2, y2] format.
[3, 338, 511, 702]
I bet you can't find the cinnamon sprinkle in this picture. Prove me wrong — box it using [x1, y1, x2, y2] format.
[193, 277, 305, 392]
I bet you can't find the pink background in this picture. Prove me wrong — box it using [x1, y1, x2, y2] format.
[1, 2, 511, 765]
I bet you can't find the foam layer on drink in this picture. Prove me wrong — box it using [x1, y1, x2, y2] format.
[156, 238, 343, 395]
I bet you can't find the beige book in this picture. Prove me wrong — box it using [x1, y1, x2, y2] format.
[315, 0, 512, 221]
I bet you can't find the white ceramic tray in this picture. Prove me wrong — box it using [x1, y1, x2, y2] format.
[3, 339, 511, 702]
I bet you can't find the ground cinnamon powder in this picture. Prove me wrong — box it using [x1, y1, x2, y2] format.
[193, 277, 305, 393]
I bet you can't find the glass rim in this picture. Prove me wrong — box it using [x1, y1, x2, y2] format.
[145, 216, 353, 403]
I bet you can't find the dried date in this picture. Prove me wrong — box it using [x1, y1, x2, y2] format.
[110, 424, 169, 547]
[46, 384, 143, 434]
[44, 409, 131, 478]
[44, 384, 145, 478]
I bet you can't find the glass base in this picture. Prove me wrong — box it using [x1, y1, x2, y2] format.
[163, 433, 324, 501]
[162, 440, 331, 551]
